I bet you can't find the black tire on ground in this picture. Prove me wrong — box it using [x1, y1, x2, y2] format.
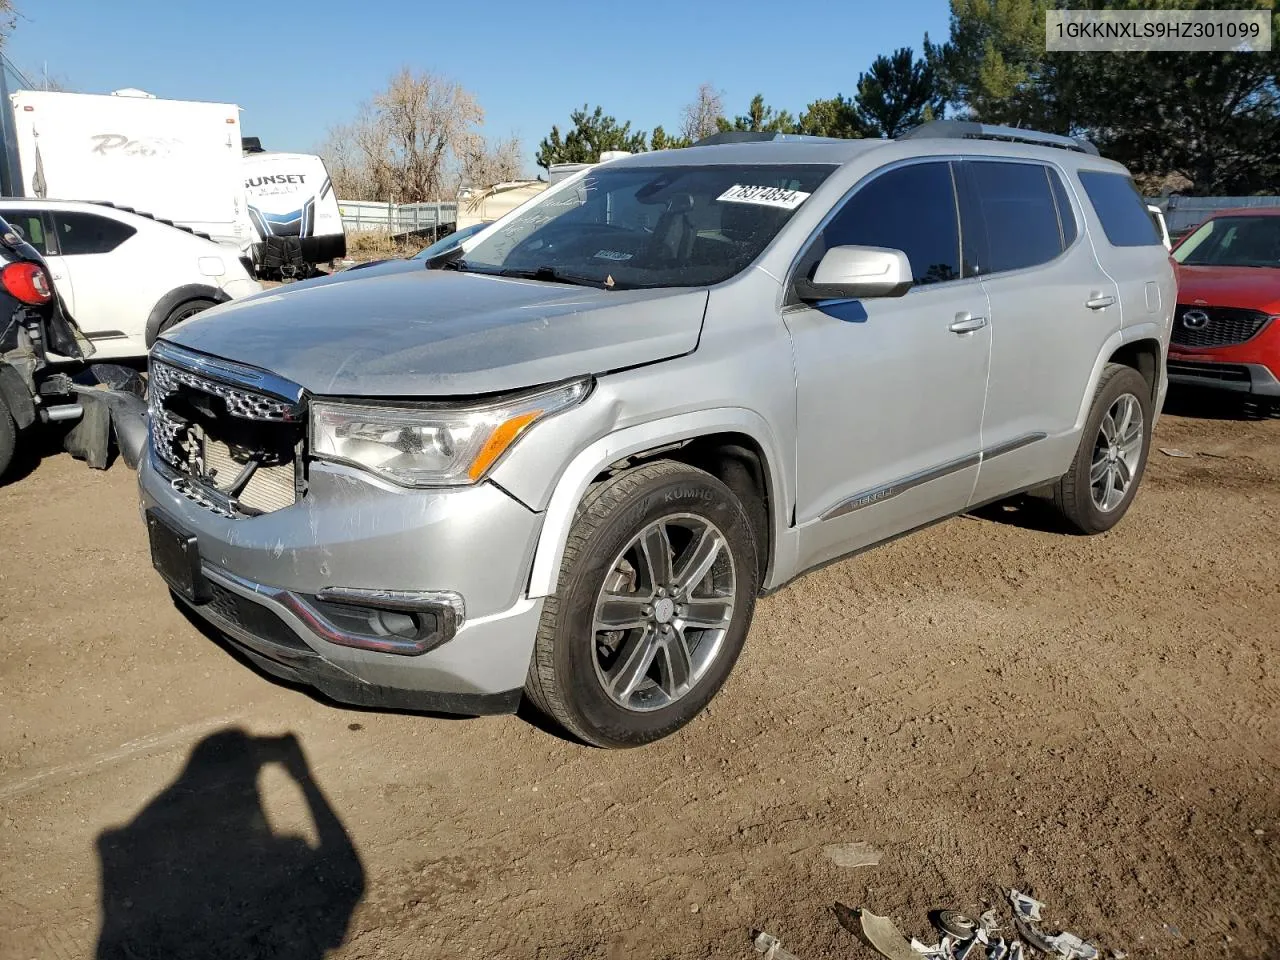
[524, 459, 759, 748]
[1051, 363, 1153, 534]
[0, 396, 16, 483]
[157, 298, 217, 337]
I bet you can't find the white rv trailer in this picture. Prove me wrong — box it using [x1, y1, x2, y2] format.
[8, 89, 253, 253]
[242, 146, 346, 275]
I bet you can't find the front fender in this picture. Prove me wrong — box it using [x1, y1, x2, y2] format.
[524, 407, 794, 598]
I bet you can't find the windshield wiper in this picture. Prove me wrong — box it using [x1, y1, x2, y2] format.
[498, 265, 618, 289]
[424, 245, 468, 270]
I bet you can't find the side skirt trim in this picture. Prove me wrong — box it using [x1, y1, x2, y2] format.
[816, 432, 1047, 523]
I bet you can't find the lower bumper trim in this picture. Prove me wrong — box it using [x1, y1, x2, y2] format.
[1167, 359, 1280, 397]
[179, 588, 522, 716]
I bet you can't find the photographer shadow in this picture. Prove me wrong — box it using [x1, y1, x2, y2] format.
[95, 728, 365, 960]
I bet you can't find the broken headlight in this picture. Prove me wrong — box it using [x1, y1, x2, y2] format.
[310, 379, 589, 487]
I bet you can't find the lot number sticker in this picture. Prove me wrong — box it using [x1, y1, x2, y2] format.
[717, 184, 811, 209]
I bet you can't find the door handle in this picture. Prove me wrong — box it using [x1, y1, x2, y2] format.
[1085, 294, 1116, 310]
[949, 313, 988, 334]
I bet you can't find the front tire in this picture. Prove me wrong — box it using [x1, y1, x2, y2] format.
[1051, 363, 1152, 534]
[525, 460, 759, 748]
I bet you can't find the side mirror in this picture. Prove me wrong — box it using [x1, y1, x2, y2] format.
[795, 245, 913, 302]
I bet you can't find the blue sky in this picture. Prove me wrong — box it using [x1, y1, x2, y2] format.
[9, 0, 951, 173]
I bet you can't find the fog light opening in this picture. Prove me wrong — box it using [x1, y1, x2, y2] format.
[369, 609, 422, 640]
[303, 587, 463, 656]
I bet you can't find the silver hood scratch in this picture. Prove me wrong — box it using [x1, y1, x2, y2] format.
[161, 269, 709, 397]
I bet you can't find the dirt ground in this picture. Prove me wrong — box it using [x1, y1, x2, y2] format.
[1, 392, 1278, 960]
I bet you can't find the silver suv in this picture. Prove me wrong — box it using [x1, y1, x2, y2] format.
[139, 122, 1175, 747]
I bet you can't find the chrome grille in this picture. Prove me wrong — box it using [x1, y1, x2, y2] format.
[148, 346, 305, 518]
[1172, 305, 1272, 348]
[150, 361, 301, 423]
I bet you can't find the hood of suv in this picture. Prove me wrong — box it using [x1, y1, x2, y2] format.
[1174, 264, 1280, 314]
[162, 270, 709, 396]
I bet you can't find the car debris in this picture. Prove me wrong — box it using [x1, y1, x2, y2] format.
[1009, 891, 1100, 960]
[823, 841, 883, 868]
[752, 930, 803, 960]
[858, 909, 929, 960]
[1046, 931, 1100, 960]
[837, 892, 1105, 960]
[1008, 890, 1045, 922]
[934, 910, 979, 941]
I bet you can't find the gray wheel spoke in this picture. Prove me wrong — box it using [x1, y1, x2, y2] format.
[1099, 413, 1118, 444]
[1090, 456, 1110, 484]
[639, 523, 674, 588]
[680, 598, 733, 629]
[1115, 456, 1133, 486]
[1102, 467, 1116, 507]
[656, 630, 693, 696]
[595, 593, 651, 632]
[1114, 396, 1135, 441]
[673, 527, 722, 599]
[607, 626, 660, 700]
[1118, 418, 1142, 449]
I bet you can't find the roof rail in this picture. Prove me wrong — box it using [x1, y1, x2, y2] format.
[693, 131, 846, 147]
[898, 120, 1099, 156]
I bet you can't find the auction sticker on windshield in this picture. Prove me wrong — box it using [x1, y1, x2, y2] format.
[716, 184, 811, 209]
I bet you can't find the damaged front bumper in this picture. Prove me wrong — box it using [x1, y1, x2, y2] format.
[138, 452, 546, 715]
[64, 367, 150, 470]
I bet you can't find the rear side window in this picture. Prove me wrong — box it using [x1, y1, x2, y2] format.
[964, 161, 1065, 274]
[1078, 170, 1160, 246]
[4, 210, 50, 255]
[52, 212, 137, 256]
[799, 161, 962, 288]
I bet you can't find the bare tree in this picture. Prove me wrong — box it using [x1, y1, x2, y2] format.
[347, 68, 484, 202]
[0, 1, 15, 46]
[317, 67, 524, 202]
[456, 133, 525, 194]
[679, 83, 725, 143]
[316, 122, 375, 199]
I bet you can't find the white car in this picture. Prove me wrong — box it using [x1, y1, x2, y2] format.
[0, 199, 260, 359]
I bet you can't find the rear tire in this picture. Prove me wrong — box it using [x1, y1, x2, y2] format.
[524, 460, 759, 748]
[0, 397, 16, 483]
[157, 298, 216, 338]
[1051, 363, 1152, 534]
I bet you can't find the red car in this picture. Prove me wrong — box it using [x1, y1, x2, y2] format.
[1168, 207, 1280, 401]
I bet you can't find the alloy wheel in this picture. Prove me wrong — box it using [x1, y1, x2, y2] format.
[1090, 393, 1144, 512]
[591, 513, 737, 712]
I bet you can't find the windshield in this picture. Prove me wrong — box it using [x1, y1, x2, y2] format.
[456, 163, 836, 289]
[1173, 215, 1280, 267]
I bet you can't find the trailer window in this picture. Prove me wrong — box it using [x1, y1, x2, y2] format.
[52, 213, 137, 256]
